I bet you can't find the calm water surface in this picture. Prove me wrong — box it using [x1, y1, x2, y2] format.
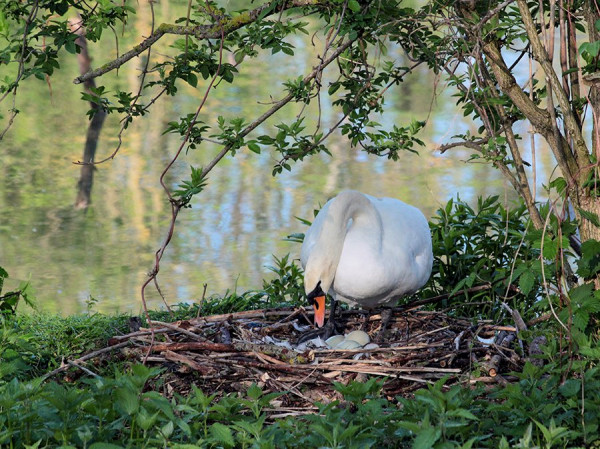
[0, 3, 556, 315]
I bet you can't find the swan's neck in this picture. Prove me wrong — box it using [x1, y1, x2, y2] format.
[305, 191, 382, 294]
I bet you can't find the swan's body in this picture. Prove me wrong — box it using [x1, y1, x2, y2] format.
[301, 190, 433, 326]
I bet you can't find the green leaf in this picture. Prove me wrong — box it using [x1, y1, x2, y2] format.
[210, 423, 235, 447]
[579, 345, 600, 359]
[518, 270, 536, 296]
[247, 142, 261, 153]
[559, 379, 581, 397]
[549, 177, 567, 195]
[186, 73, 198, 88]
[161, 420, 174, 438]
[577, 240, 600, 278]
[116, 387, 139, 415]
[447, 408, 479, 421]
[577, 208, 600, 228]
[0, 10, 8, 34]
[328, 82, 340, 95]
[580, 40, 600, 58]
[348, 0, 361, 12]
[89, 444, 125, 449]
[136, 408, 159, 431]
[412, 426, 441, 449]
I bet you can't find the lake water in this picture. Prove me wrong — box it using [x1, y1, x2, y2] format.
[0, 3, 555, 315]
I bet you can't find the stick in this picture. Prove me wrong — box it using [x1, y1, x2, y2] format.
[43, 341, 131, 379]
[164, 350, 213, 374]
[108, 328, 170, 345]
[149, 320, 209, 341]
[67, 360, 101, 378]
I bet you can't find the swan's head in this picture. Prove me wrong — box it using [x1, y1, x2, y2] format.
[304, 256, 336, 328]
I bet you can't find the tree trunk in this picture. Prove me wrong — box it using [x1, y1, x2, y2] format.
[69, 17, 106, 209]
[575, 194, 600, 242]
[74, 111, 106, 209]
[577, 2, 600, 245]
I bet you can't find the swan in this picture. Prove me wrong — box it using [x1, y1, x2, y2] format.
[300, 190, 433, 328]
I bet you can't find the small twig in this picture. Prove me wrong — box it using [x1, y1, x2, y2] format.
[108, 327, 171, 344]
[43, 341, 131, 380]
[67, 360, 101, 378]
[164, 350, 213, 374]
[527, 313, 551, 327]
[196, 283, 208, 319]
[454, 329, 467, 351]
[149, 320, 209, 341]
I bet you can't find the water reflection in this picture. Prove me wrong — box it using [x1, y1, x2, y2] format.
[0, 7, 537, 315]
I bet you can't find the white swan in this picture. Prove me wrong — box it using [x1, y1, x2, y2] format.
[301, 190, 433, 327]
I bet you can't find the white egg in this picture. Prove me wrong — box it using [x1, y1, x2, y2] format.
[335, 339, 362, 350]
[325, 335, 345, 348]
[345, 330, 370, 346]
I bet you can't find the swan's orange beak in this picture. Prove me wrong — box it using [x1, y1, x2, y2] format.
[313, 295, 326, 328]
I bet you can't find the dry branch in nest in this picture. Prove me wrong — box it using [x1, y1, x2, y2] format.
[58, 304, 538, 415]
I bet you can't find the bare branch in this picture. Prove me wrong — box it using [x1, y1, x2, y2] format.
[437, 139, 489, 154]
[517, 0, 589, 170]
[483, 40, 578, 184]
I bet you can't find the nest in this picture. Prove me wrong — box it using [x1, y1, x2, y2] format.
[65, 304, 532, 417]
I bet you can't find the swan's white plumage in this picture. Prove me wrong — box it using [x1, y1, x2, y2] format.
[301, 190, 433, 310]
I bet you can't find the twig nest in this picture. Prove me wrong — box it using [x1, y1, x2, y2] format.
[345, 330, 370, 346]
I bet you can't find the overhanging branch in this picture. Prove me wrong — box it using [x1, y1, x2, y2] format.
[73, 0, 320, 85]
[200, 38, 355, 178]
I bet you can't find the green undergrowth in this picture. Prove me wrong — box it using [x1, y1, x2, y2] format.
[2, 295, 600, 447]
[1, 355, 600, 448]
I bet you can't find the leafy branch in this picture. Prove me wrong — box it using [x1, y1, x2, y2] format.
[72, 0, 321, 85]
